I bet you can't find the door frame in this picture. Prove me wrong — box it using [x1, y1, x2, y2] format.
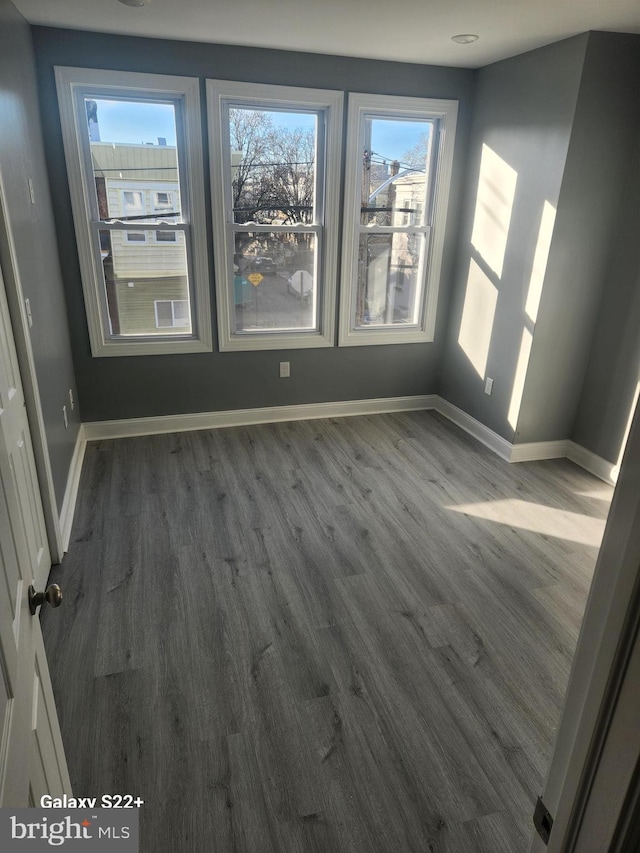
[0, 167, 64, 563]
[529, 399, 640, 851]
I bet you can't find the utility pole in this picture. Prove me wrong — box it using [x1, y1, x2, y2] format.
[383, 160, 400, 324]
[356, 121, 372, 326]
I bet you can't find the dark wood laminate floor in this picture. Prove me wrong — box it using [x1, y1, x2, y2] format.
[41, 412, 613, 852]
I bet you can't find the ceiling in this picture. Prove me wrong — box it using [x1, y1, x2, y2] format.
[12, 0, 640, 69]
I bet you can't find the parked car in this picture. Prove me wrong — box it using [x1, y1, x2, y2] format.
[242, 255, 277, 275]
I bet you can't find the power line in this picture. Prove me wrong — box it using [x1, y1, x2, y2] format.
[239, 161, 314, 168]
[370, 152, 426, 173]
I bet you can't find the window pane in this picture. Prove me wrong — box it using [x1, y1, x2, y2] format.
[360, 117, 433, 226]
[233, 231, 317, 332]
[125, 230, 147, 243]
[228, 107, 317, 225]
[99, 228, 191, 336]
[156, 230, 177, 242]
[355, 232, 426, 327]
[155, 301, 173, 327]
[85, 97, 183, 224]
[173, 300, 190, 324]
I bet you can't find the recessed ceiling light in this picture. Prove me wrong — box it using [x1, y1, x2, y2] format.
[118, 0, 150, 7]
[451, 34, 479, 44]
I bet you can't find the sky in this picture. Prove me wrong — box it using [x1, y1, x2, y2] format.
[89, 98, 430, 165]
[90, 98, 177, 145]
[369, 118, 431, 164]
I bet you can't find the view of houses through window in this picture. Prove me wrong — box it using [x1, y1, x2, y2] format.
[356, 116, 434, 327]
[59, 71, 454, 355]
[228, 107, 319, 333]
[87, 97, 192, 336]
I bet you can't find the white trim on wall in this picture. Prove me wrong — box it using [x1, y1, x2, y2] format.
[509, 440, 570, 463]
[83, 395, 439, 440]
[338, 93, 458, 347]
[0, 169, 65, 563]
[566, 441, 618, 485]
[58, 425, 87, 553]
[434, 397, 513, 461]
[206, 79, 343, 352]
[54, 66, 212, 357]
[75, 396, 617, 490]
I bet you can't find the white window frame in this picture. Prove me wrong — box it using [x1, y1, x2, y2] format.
[55, 67, 212, 357]
[154, 299, 190, 329]
[207, 80, 343, 352]
[338, 93, 458, 347]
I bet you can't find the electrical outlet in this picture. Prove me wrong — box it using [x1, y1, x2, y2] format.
[484, 377, 494, 396]
[69, 389, 75, 411]
[62, 405, 68, 429]
[24, 298, 33, 328]
[279, 361, 290, 378]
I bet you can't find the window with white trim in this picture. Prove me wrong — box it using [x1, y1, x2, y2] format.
[55, 67, 212, 356]
[124, 230, 148, 244]
[153, 191, 174, 210]
[122, 190, 144, 216]
[155, 230, 178, 243]
[339, 94, 458, 346]
[154, 299, 190, 328]
[207, 80, 342, 351]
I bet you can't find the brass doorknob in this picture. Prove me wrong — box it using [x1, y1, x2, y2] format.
[28, 583, 62, 616]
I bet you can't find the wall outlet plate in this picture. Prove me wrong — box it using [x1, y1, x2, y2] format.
[279, 362, 290, 378]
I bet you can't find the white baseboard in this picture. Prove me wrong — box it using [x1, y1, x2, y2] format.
[79, 394, 615, 487]
[509, 440, 570, 463]
[58, 425, 87, 552]
[83, 395, 439, 441]
[433, 397, 513, 461]
[566, 441, 618, 485]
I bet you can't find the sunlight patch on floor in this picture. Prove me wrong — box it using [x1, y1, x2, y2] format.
[446, 498, 606, 547]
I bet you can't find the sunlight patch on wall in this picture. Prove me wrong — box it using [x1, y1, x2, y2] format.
[507, 327, 533, 430]
[445, 498, 606, 548]
[457, 258, 498, 378]
[616, 379, 640, 473]
[470, 144, 517, 279]
[525, 200, 556, 323]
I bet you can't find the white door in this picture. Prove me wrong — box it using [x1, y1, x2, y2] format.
[0, 262, 71, 806]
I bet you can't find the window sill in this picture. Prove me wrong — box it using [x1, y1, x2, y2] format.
[338, 327, 434, 347]
[218, 330, 334, 352]
[90, 336, 213, 358]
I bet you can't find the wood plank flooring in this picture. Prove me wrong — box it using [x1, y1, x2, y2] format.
[40, 412, 613, 852]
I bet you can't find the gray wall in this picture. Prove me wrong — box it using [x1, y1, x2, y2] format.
[0, 1, 80, 507]
[32, 27, 475, 422]
[571, 124, 640, 464]
[516, 32, 640, 445]
[439, 31, 640, 452]
[438, 35, 588, 441]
